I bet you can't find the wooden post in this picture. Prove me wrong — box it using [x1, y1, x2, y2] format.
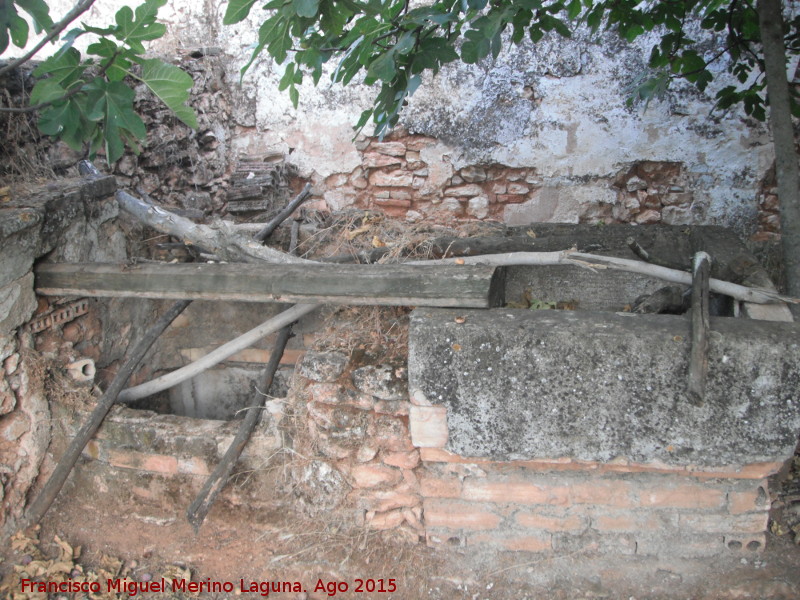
[688, 252, 711, 405]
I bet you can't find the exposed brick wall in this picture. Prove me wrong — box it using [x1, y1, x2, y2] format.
[316, 131, 782, 238]
[407, 398, 780, 557]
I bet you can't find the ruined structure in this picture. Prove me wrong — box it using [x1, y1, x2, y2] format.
[0, 2, 798, 594]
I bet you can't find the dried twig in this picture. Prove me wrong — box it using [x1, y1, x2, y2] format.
[254, 183, 312, 243]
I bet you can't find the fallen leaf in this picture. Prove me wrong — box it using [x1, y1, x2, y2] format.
[371, 235, 386, 248]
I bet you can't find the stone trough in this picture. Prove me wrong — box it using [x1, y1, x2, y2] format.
[405, 225, 800, 556]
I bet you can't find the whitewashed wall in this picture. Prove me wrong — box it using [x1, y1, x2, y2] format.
[18, 1, 775, 233]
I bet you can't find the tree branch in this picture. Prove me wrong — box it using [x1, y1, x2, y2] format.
[116, 189, 311, 265]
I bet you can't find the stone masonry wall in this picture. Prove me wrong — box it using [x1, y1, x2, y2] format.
[21, 1, 780, 239]
[0, 174, 124, 531]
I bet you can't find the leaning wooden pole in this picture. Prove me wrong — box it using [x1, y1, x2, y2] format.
[187, 326, 292, 531]
[20, 300, 192, 529]
[687, 252, 711, 405]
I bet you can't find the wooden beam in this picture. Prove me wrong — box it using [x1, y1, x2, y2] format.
[35, 262, 506, 308]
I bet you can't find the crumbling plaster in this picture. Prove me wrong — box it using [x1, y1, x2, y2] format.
[33, 1, 773, 231]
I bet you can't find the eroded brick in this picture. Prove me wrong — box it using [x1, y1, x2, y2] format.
[423, 498, 501, 530]
[350, 464, 402, 488]
[462, 479, 570, 506]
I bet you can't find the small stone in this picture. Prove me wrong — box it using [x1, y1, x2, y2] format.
[383, 450, 420, 469]
[369, 170, 412, 187]
[507, 183, 529, 195]
[442, 198, 463, 213]
[635, 209, 661, 224]
[4, 353, 19, 375]
[467, 196, 489, 219]
[351, 464, 402, 488]
[371, 141, 406, 156]
[460, 166, 488, 183]
[444, 184, 483, 197]
[352, 365, 408, 401]
[357, 445, 378, 463]
[299, 352, 349, 382]
[363, 153, 403, 169]
[368, 509, 406, 530]
[626, 176, 648, 192]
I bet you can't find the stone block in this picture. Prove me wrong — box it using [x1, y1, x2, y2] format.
[370, 141, 407, 156]
[444, 184, 483, 197]
[369, 170, 412, 187]
[409, 405, 448, 448]
[515, 511, 587, 532]
[460, 166, 487, 183]
[0, 273, 36, 334]
[409, 308, 800, 466]
[419, 472, 463, 498]
[363, 152, 403, 169]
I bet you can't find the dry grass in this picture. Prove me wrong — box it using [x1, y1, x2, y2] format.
[0, 90, 57, 185]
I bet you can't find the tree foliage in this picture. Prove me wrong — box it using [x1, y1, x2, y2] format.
[1, 0, 197, 163]
[1, 0, 798, 156]
[225, 0, 799, 136]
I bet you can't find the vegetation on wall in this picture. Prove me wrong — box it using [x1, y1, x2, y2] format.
[0, 0, 196, 163]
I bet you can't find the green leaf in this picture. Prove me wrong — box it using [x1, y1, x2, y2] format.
[140, 58, 198, 129]
[30, 79, 66, 105]
[353, 107, 373, 134]
[115, 0, 168, 53]
[223, 0, 259, 24]
[461, 37, 490, 63]
[38, 99, 80, 137]
[289, 85, 299, 107]
[84, 78, 147, 163]
[293, 0, 319, 18]
[367, 51, 396, 82]
[34, 47, 84, 87]
[467, 0, 488, 9]
[624, 23, 644, 42]
[567, 0, 582, 20]
[16, 0, 53, 32]
[279, 62, 295, 91]
[9, 14, 29, 48]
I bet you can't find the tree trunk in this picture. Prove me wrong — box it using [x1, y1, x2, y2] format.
[758, 0, 800, 317]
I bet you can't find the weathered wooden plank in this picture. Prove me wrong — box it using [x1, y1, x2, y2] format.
[35, 262, 506, 308]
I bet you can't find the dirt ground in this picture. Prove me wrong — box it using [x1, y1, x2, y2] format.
[1, 482, 799, 600]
